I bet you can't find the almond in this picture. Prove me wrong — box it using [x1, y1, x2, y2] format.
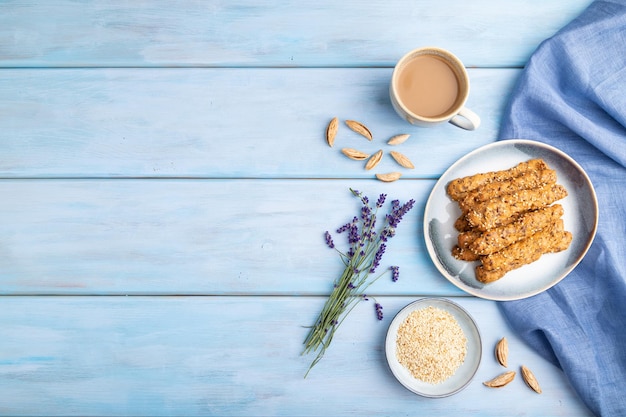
[345, 120, 373, 141]
[387, 134, 410, 145]
[326, 117, 338, 147]
[341, 148, 370, 161]
[521, 365, 542, 394]
[390, 151, 415, 169]
[365, 150, 383, 170]
[483, 371, 516, 388]
[495, 337, 508, 367]
[375, 172, 402, 182]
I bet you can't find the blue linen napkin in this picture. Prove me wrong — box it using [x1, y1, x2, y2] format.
[498, 1, 626, 415]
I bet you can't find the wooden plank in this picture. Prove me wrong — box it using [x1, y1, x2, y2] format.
[0, 295, 592, 416]
[0, 68, 518, 178]
[0, 178, 466, 296]
[0, 0, 592, 68]
[0, 3, 602, 417]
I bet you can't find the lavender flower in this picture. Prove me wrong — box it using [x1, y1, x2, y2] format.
[375, 303, 384, 320]
[324, 231, 335, 249]
[348, 223, 360, 244]
[361, 205, 371, 221]
[336, 222, 351, 234]
[387, 199, 415, 228]
[376, 193, 387, 208]
[303, 188, 415, 377]
[390, 266, 400, 282]
[369, 243, 386, 273]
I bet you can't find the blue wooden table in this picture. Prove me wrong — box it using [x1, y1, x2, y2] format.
[0, 1, 597, 415]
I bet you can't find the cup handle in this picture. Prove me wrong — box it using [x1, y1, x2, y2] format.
[449, 107, 481, 130]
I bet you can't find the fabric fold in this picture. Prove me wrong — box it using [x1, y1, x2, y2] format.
[497, 1, 626, 415]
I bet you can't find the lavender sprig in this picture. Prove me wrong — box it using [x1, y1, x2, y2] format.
[390, 266, 400, 282]
[374, 302, 384, 320]
[302, 188, 414, 377]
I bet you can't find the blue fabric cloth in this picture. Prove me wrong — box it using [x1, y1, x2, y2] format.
[498, 1, 626, 415]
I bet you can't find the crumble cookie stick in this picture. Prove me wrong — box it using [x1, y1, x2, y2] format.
[466, 183, 568, 232]
[452, 245, 481, 261]
[481, 219, 569, 271]
[476, 221, 572, 283]
[452, 229, 482, 261]
[446, 159, 548, 201]
[455, 210, 522, 233]
[469, 204, 564, 256]
[458, 229, 482, 249]
[458, 169, 557, 211]
[454, 214, 471, 232]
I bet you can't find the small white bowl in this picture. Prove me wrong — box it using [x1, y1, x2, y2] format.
[385, 298, 482, 397]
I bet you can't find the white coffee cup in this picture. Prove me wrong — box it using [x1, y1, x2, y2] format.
[390, 47, 480, 130]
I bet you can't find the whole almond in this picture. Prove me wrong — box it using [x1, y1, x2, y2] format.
[375, 172, 402, 182]
[341, 148, 370, 161]
[326, 117, 338, 147]
[345, 120, 373, 141]
[365, 150, 383, 170]
[387, 134, 410, 145]
[390, 151, 415, 169]
[483, 371, 516, 388]
[521, 365, 542, 394]
[495, 337, 508, 367]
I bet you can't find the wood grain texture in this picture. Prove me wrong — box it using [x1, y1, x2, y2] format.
[0, 0, 599, 415]
[0, 68, 517, 178]
[0, 0, 592, 68]
[0, 179, 463, 296]
[0, 296, 592, 416]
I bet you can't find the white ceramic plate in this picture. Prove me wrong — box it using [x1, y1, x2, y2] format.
[424, 139, 598, 301]
[385, 298, 481, 398]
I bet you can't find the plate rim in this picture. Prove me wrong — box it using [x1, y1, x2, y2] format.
[423, 139, 599, 301]
[384, 297, 482, 398]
